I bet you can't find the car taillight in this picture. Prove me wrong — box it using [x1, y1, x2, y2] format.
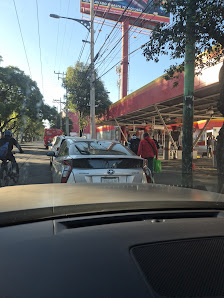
[61, 160, 72, 183]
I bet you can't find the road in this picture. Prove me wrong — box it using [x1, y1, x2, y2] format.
[16, 141, 52, 185]
[8, 141, 218, 192]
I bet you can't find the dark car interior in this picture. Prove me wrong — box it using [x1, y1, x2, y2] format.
[1, 205, 224, 297]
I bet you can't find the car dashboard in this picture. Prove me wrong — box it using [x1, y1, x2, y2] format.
[1, 209, 224, 297]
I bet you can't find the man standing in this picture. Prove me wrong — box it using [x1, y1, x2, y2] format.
[129, 134, 140, 155]
[137, 132, 158, 176]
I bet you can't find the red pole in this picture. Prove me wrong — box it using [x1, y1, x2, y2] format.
[121, 19, 129, 99]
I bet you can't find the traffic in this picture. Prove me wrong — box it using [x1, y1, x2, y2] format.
[46, 130, 156, 184]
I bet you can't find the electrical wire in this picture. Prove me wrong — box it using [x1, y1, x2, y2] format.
[96, 0, 155, 72]
[98, 41, 148, 80]
[92, 0, 135, 65]
[95, 1, 154, 70]
[96, 19, 152, 74]
[54, 0, 61, 70]
[78, 31, 89, 62]
[35, 0, 44, 96]
[94, 0, 115, 44]
[84, 1, 116, 66]
[94, 0, 149, 63]
[58, 0, 71, 71]
[12, 0, 32, 77]
[78, 2, 100, 64]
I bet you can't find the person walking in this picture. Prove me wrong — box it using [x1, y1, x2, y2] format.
[129, 134, 140, 154]
[137, 133, 158, 176]
[207, 136, 212, 157]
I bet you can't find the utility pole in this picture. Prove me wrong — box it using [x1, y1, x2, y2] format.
[121, 19, 129, 98]
[182, 0, 196, 187]
[90, 0, 96, 139]
[53, 98, 64, 130]
[54, 71, 70, 136]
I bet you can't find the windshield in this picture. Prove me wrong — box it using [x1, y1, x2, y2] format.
[70, 141, 134, 156]
[0, 0, 224, 213]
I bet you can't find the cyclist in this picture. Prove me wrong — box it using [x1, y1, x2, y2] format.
[0, 130, 24, 173]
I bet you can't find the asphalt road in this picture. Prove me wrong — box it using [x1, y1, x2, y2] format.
[16, 141, 52, 185]
[7, 141, 218, 192]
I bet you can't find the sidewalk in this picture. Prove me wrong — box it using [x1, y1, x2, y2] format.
[154, 157, 218, 192]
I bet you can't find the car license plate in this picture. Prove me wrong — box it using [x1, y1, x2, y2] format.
[101, 177, 119, 183]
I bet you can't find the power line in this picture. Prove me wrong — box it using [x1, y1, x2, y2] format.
[54, 0, 62, 70]
[94, 0, 115, 44]
[58, 0, 71, 71]
[96, 20, 151, 74]
[96, 0, 155, 72]
[12, 0, 32, 77]
[85, 0, 135, 68]
[93, 0, 134, 64]
[78, 31, 89, 62]
[94, 0, 148, 63]
[66, 19, 76, 58]
[35, 0, 44, 96]
[98, 42, 148, 80]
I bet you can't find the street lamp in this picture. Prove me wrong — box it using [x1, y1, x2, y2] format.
[50, 2, 96, 138]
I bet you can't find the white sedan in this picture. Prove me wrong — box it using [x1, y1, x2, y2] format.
[47, 139, 151, 184]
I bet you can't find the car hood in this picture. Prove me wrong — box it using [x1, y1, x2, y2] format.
[0, 184, 223, 213]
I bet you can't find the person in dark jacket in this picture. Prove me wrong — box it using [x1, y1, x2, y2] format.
[129, 134, 140, 154]
[0, 130, 24, 173]
[152, 136, 160, 150]
[137, 132, 158, 176]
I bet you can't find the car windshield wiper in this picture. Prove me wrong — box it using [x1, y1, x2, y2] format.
[75, 145, 90, 155]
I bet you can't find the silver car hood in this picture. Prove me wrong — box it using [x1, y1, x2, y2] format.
[0, 184, 223, 214]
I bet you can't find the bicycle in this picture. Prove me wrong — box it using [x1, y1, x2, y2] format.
[0, 152, 20, 187]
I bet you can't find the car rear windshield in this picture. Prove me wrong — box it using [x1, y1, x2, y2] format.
[72, 158, 143, 169]
[69, 141, 134, 156]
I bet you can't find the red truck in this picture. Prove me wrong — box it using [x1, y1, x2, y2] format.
[44, 129, 63, 149]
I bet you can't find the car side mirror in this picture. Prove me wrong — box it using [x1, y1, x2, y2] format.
[47, 151, 55, 157]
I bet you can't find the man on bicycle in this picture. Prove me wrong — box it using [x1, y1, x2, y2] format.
[0, 130, 24, 173]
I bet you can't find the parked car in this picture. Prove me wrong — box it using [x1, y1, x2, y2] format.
[48, 136, 87, 166]
[48, 135, 66, 166]
[47, 139, 151, 184]
[44, 128, 63, 149]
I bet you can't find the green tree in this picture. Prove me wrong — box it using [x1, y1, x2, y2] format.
[0, 66, 43, 133]
[0, 65, 58, 139]
[143, 0, 224, 81]
[63, 62, 112, 133]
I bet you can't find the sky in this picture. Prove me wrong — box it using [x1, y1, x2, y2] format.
[0, 0, 176, 110]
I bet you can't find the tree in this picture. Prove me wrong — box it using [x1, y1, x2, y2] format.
[63, 62, 112, 134]
[0, 64, 58, 139]
[0, 66, 43, 134]
[143, 0, 224, 82]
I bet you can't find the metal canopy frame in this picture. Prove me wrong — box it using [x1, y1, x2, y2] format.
[102, 84, 222, 127]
